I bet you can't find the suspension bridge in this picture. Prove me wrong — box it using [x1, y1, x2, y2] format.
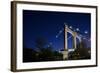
[47, 23, 90, 60]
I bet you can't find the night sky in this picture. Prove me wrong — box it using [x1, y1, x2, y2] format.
[23, 10, 91, 51]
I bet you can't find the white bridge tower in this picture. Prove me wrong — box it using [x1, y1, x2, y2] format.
[61, 23, 81, 60]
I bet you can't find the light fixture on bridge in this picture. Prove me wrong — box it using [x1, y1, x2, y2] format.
[69, 26, 72, 29]
[84, 31, 88, 34]
[47, 42, 52, 47]
[76, 28, 79, 31]
[59, 30, 62, 33]
[56, 35, 58, 38]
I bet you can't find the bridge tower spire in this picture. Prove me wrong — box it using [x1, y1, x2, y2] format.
[62, 23, 68, 60]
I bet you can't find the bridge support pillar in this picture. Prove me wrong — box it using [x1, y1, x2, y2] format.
[62, 24, 68, 60]
[73, 32, 77, 49]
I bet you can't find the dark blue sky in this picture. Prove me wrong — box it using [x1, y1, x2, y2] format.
[23, 10, 91, 51]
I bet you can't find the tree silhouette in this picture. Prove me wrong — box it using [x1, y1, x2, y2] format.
[34, 37, 63, 61]
[23, 48, 34, 62]
[69, 39, 91, 60]
[35, 37, 47, 51]
[23, 37, 63, 62]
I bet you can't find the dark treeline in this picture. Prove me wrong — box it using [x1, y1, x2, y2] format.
[23, 47, 63, 62]
[23, 37, 63, 62]
[69, 39, 91, 60]
[23, 37, 91, 62]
